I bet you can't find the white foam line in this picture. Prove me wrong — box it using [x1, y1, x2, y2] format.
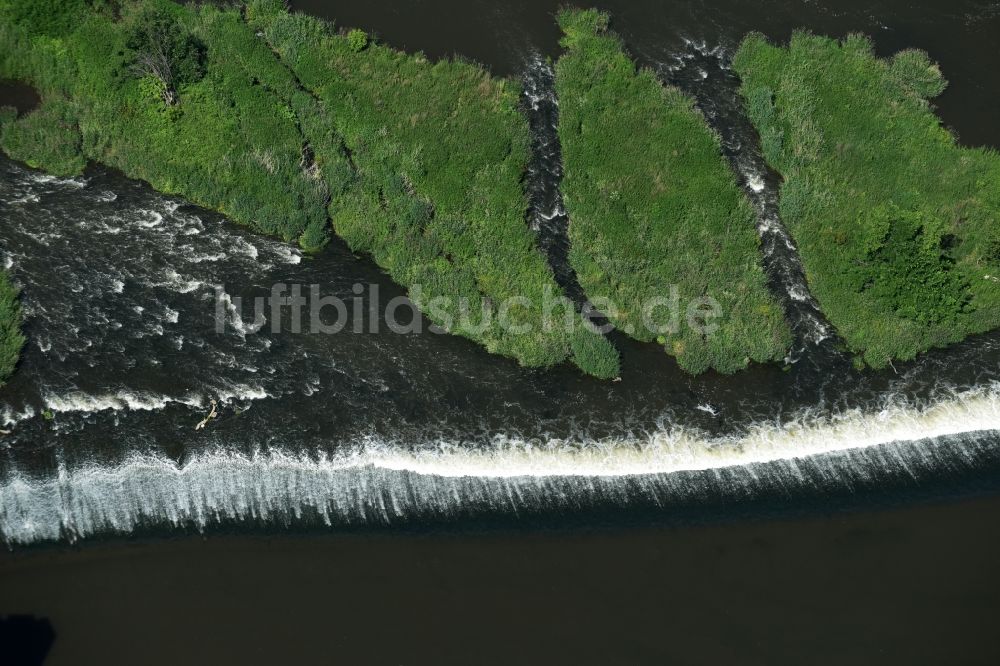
[372, 385, 1000, 478]
[3, 385, 999, 544]
[27, 172, 87, 188]
[39, 383, 274, 417]
[22, 385, 1000, 479]
[42, 390, 204, 415]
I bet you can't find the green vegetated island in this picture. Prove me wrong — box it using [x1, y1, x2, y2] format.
[0, 1, 996, 381]
[734, 32, 1000, 368]
[555, 10, 790, 373]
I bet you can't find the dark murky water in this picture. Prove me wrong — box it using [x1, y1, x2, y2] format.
[4, 494, 1000, 665]
[1, 0, 1000, 545]
[298, 0, 1000, 146]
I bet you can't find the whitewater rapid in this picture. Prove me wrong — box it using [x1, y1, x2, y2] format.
[3, 384, 999, 544]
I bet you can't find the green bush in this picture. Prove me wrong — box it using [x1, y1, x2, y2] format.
[569, 326, 620, 379]
[346, 28, 368, 53]
[0, 105, 17, 128]
[123, 5, 207, 104]
[554, 9, 790, 374]
[858, 205, 970, 325]
[0, 270, 25, 386]
[1, 97, 86, 175]
[734, 31, 1000, 366]
[4, 0, 88, 37]
[890, 49, 947, 99]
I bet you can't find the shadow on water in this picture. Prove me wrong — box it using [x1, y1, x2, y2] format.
[0, 616, 55, 666]
[3, 494, 1000, 665]
[0, 80, 40, 116]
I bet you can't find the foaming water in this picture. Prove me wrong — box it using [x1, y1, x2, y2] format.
[3, 385, 1000, 544]
[389, 384, 1000, 477]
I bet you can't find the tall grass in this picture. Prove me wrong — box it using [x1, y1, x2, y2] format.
[0, 0, 329, 250]
[0, 270, 25, 386]
[554, 9, 791, 374]
[0, 97, 85, 175]
[734, 32, 1000, 367]
[246, 1, 620, 377]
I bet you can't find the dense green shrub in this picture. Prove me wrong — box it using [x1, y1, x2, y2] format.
[123, 5, 207, 105]
[346, 28, 368, 53]
[890, 49, 948, 99]
[554, 9, 790, 374]
[734, 32, 1000, 366]
[857, 205, 971, 326]
[0, 0, 330, 249]
[249, 4, 620, 376]
[568, 326, 619, 379]
[0, 270, 25, 386]
[2, 0, 89, 37]
[0, 97, 86, 175]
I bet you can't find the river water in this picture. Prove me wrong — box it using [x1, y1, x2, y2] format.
[1, 0, 999, 546]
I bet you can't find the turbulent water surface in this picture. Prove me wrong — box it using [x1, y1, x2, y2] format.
[2, 0, 1000, 545]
